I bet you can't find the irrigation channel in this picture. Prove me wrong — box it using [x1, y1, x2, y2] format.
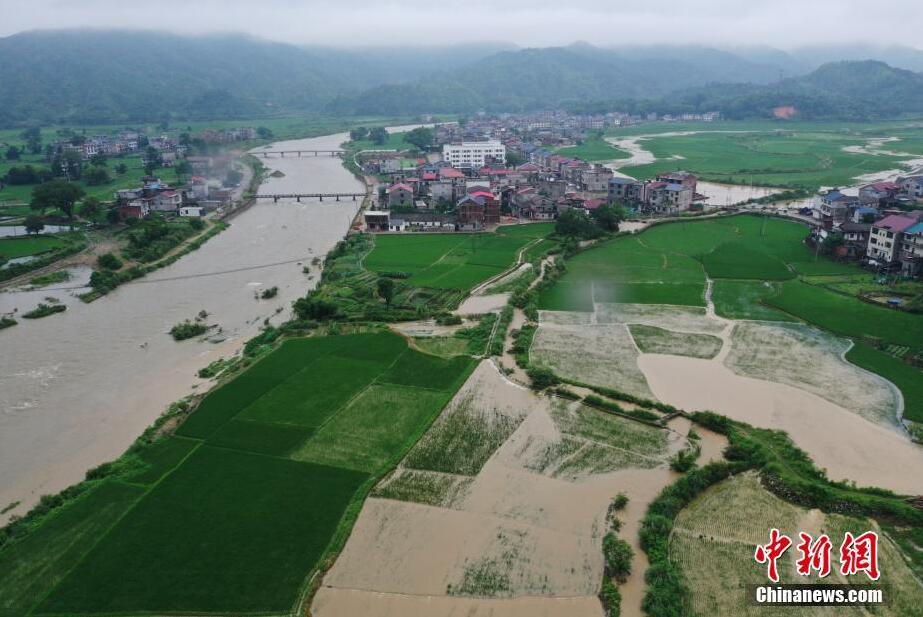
[0, 130, 381, 522]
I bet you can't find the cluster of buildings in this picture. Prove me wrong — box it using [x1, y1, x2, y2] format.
[53, 127, 261, 163]
[357, 112, 723, 233]
[113, 171, 236, 220]
[811, 177, 923, 276]
[360, 130, 704, 232]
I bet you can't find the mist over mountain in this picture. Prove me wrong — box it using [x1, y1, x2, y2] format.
[575, 60, 923, 121]
[0, 29, 921, 126]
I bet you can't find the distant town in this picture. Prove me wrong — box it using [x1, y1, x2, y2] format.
[357, 112, 923, 277]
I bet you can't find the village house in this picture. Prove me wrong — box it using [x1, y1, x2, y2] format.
[151, 190, 182, 212]
[838, 222, 873, 259]
[178, 206, 204, 218]
[579, 165, 614, 193]
[814, 189, 860, 227]
[608, 177, 643, 203]
[386, 183, 414, 209]
[859, 182, 901, 207]
[898, 175, 923, 201]
[867, 212, 923, 269]
[117, 200, 151, 220]
[643, 182, 694, 214]
[364, 210, 391, 232]
[456, 191, 501, 227]
[606, 171, 697, 213]
[899, 222, 923, 276]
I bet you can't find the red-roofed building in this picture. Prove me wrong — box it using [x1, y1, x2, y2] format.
[387, 183, 414, 208]
[859, 181, 901, 206]
[457, 192, 500, 227]
[867, 212, 923, 267]
[439, 167, 465, 180]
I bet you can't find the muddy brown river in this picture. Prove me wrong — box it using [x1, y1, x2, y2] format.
[0, 132, 363, 522]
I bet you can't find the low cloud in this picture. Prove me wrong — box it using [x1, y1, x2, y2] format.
[1, 0, 920, 49]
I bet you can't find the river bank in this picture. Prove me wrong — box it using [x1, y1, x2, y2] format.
[0, 131, 364, 523]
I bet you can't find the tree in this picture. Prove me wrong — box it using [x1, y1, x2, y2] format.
[256, 126, 274, 139]
[83, 166, 111, 186]
[506, 151, 526, 166]
[20, 127, 42, 154]
[591, 203, 625, 233]
[115, 162, 128, 175]
[369, 127, 389, 146]
[174, 160, 192, 182]
[4, 165, 46, 185]
[5, 145, 21, 160]
[225, 169, 243, 187]
[106, 207, 121, 225]
[292, 296, 339, 321]
[602, 533, 633, 582]
[376, 277, 395, 305]
[23, 215, 44, 235]
[89, 152, 107, 166]
[78, 197, 103, 220]
[143, 146, 162, 175]
[30, 180, 84, 218]
[555, 209, 602, 240]
[52, 150, 83, 180]
[526, 366, 559, 390]
[404, 127, 434, 151]
[97, 252, 123, 270]
[349, 127, 369, 141]
[822, 232, 845, 255]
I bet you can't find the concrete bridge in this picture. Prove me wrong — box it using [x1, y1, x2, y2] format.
[255, 150, 346, 158]
[254, 193, 365, 203]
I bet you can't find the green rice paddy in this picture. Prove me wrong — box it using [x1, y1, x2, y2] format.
[5, 331, 474, 616]
[0, 236, 68, 259]
[609, 120, 923, 189]
[538, 215, 882, 311]
[554, 134, 630, 162]
[364, 223, 553, 290]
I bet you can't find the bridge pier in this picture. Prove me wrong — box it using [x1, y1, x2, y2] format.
[273, 196, 279, 203]
[296, 196, 301, 202]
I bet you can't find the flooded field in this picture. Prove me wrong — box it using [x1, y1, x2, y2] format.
[536, 293, 923, 495]
[0, 132, 363, 521]
[313, 360, 698, 617]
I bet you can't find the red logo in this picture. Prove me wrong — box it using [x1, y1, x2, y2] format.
[796, 532, 832, 577]
[755, 529, 880, 582]
[754, 528, 792, 583]
[840, 531, 880, 581]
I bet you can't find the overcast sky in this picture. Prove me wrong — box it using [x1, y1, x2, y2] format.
[1, 0, 921, 49]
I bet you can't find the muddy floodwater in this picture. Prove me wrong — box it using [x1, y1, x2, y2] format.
[0, 132, 363, 521]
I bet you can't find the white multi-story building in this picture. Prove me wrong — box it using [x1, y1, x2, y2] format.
[442, 140, 506, 168]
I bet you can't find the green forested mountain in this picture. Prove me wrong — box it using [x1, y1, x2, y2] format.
[578, 60, 923, 120]
[1, 30, 921, 125]
[0, 30, 361, 125]
[330, 45, 797, 115]
[0, 30, 510, 126]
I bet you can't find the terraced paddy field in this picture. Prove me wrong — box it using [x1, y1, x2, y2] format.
[313, 360, 691, 617]
[608, 121, 923, 189]
[364, 223, 553, 290]
[2, 331, 473, 616]
[671, 472, 923, 616]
